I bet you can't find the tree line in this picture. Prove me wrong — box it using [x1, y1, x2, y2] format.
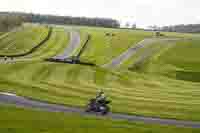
[160, 24, 200, 33]
[0, 12, 120, 31]
[0, 13, 24, 31]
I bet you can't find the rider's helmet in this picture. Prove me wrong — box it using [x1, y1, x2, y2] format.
[97, 89, 104, 95]
[96, 89, 106, 101]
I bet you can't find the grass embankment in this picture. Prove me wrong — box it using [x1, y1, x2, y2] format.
[0, 61, 200, 121]
[0, 32, 4, 36]
[0, 25, 49, 55]
[152, 39, 200, 82]
[20, 27, 69, 60]
[77, 26, 153, 65]
[128, 38, 200, 82]
[163, 31, 200, 38]
[119, 31, 200, 70]
[0, 25, 200, 122]
[120, 38, 177, 69]
[0, 104, 199, 133]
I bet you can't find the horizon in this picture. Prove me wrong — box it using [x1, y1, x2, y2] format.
[0, 0, 200, 28]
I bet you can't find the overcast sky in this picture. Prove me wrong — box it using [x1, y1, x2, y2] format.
[0, 0, 200, 28]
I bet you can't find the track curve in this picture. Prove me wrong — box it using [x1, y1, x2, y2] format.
[0, 92, 200, 128]
[53, 30, 80, 60]
[103, 38, 179, 68]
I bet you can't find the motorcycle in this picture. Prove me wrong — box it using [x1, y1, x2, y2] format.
[85, 98, 111, 115]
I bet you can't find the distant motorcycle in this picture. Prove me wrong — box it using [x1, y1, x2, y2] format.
[85, 98, 111, 115]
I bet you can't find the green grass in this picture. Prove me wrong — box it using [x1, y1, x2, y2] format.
[0, 104, 199, 133]
[0, 24, 49, 55]
[118, 31, 200, 82]
[120, 45, 153, 69]
[18, 27, 69, 60]
[129, 38, 200, 82]
[120, 31, 200, 70]
[162, 31, 200, 38]
[157, 39, 200, 71]
[0, 61, 200, 121]
[76, 26, 153, 65]
[0, 32, 4, 36]
[120, 39, 175, 69]
[0, 25, 200, 124]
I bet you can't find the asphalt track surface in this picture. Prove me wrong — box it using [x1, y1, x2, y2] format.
[0, 92, 200, 128]
[103, 38, 179, 68]
[130, 38, 177, 68]
[53, 30, 80, 60]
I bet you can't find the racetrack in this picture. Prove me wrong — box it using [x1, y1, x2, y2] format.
[103, 38, 179, 68]
[53, 30, 80, 60]
[1, 92, 200, 128]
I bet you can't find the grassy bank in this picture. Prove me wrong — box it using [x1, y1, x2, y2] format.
[0, 25, 200, 122]
[0, 25, 49, 55]
[77, 26, 153, 65]
[0, 61, 200, 121]
[0, 104, 199, 133]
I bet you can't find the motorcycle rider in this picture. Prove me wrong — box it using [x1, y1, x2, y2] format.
[85, 89, 111, 114]
[95, 89, 106, 104]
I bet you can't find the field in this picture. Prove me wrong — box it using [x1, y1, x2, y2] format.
[126, 38, 200, 82]
[1, 61, 200, 121]
[76, 26, 153, 65]
[1, 104, 200, 133]
[0, 24, 200, 132]
[19, 27, 69, 60]
[0, 24, 49, 56]
[147, 39, 200, 81]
